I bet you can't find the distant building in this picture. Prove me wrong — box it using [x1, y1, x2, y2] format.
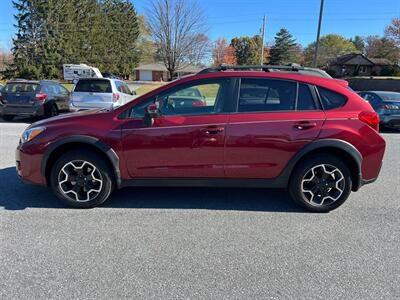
[134, 63, 201, 81]
[328, 53, 393, 77]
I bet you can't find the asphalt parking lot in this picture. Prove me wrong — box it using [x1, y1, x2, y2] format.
[0, 119, 399, 299]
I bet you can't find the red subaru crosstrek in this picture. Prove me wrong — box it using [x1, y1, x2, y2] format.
[16, 66, 386, 212]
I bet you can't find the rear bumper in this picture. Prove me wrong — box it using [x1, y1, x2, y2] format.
[0, 104, 44, 117]
[69, 102, 114, 112]
[380, 114, 400, 128]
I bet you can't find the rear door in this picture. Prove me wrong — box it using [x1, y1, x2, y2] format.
[225, 78, 326, 179]
[2, 82, 40, 107]
[72, 79, 113, 108]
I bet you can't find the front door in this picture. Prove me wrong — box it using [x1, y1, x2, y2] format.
[225, 78, 326, 179]
[121, 78, 231, 178]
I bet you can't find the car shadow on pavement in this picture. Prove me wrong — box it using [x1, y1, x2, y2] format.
[0, 167, 304, 212]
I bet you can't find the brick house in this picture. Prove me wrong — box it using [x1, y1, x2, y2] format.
[328, 53, 393, 77]
[134, 63, 201, 81]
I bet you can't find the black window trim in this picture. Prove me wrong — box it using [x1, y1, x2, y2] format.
[233, 77, 322, 114]
[120, 77, 234, 119]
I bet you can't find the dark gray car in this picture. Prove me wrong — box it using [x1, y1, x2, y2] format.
[358, 91, 400, 129]
[0, 80, 70, 121]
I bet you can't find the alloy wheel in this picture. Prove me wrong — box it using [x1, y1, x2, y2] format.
[301, 164, 345, 206]
[58, 160, 103, 202]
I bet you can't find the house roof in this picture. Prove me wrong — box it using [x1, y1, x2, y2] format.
[369, 58, 392, 66]
[331, 53, 392, 66]
[134, 63, 201, 73]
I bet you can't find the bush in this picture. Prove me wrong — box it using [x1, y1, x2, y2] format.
[381, 66, 400, 77]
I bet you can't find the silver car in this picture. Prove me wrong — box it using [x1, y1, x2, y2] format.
[69, 78, 136, 111]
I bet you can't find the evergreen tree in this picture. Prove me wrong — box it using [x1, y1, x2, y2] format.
[269, 28, 299, 65]
[12, 0, 140, 79]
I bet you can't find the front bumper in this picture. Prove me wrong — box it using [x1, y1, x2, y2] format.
[15, 144, 46, 186]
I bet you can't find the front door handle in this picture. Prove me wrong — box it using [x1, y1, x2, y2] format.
[294, 121, 317, 130]
[201, 126, 225, 135]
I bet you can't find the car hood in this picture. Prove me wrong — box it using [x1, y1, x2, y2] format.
[29, 109, 109, 128]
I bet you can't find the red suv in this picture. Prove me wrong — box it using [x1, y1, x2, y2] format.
[16, 66, 386, 212]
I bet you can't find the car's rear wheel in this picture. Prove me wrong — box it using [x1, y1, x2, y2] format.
[289, 154, 352, 212]
[50, 150, 114, 208]
[45, 103, 58, 118]
[2, 115, 15, 121]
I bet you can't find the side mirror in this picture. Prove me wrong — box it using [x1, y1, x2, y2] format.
[143, 103, 159, 126]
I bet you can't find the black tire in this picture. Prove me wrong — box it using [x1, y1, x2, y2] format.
[289, 154, 352, 213]
[45, 103, 58, 118]
[50, 150, 114, 208]
[2, 115, 15, 121]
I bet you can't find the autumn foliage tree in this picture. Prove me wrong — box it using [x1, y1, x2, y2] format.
[212, 38, 236, 66]
[385, 18, 400, 47]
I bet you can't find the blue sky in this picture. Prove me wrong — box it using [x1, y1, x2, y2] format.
[1, 0, 399, 52]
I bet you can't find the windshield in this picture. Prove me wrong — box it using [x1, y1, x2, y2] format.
[377, 92, 400, 101]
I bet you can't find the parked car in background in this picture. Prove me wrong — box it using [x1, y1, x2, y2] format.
[16, 65, 385, 212]
[357, 91, 400, 129]
[69, 78, 136, 112]
[0, 83, 4, 90]
[0, 80, 70, 121]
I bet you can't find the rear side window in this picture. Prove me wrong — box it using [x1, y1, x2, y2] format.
[317, 87, 347, 110]
[239, 78, 296, 112]
[74, 79, 112, 93]
[297, 84, 317, 110]
[3, 83, 40, 93]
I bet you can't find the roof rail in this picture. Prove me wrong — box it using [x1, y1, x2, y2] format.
[197, 64, 305, 74]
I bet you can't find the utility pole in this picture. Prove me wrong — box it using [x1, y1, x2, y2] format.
[260, 15, 266, 65]
[313, 0, 324, 67]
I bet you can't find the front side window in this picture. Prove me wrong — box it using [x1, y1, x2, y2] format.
[317, 87, 347, 110]
[238, 78, 297, 112]
[125, 80, 227, 118]
[157, 81, 224, 116]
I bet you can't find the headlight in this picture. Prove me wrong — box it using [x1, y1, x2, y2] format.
[20, 127, 46, 143]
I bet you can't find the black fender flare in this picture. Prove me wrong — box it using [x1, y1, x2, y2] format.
[278, 139, 363, 190]
[41, 135, 121, 187]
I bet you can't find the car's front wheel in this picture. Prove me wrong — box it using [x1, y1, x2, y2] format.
[289, 154, 352, 212]
[50, 150, 114, 208]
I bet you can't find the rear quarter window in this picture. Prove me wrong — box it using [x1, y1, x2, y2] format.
[74, 80, 112, 93]
[317, 87, 347, 110]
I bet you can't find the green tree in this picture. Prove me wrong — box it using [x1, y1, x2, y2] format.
[269, 28, 301, 65]
[136, 15, 156, 63]
[11, 0, 140, 79]
[304, 34, 358, 67]
[230, 35, 262, 65]
[350, 35, 365, 53]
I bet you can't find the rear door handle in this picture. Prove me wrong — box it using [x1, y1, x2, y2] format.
[294, 121, 317, 130]
[201, 126, 225, 135]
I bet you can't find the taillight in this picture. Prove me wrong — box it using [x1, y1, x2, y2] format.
[359, 111, 380, 131]
[112, 93, 120, 103]
[192, 100, 206, 107]
[35, 93, 47, 101]
[380, 104, 400, 110]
